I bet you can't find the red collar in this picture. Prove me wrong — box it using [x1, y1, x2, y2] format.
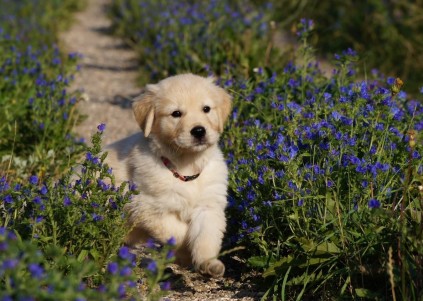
[161, 156, 200, 182]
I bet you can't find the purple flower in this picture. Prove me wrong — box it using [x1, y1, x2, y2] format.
[40, 185, 48, 195]
[145, 238, 157, 249]
[63, 196, 72, 206]
[331, 111, 342, 121]
[33, 196, 42, 205]
[120, 266, 132, 276]
[108, 199, 117, 210]
[86, 152, 100, 165]
[28, 263, 44, 279]
[147, 260, 157, 273]
[119, 247, 136, 265]
[118, 284, 125, 297]
[3, 195, 13, 204]
[119, 246, 131, 260]
[3, 259, 19, 269]
[166, 250, 175, 260]
[160, 281, 171, 291]
[107, 262, 119, 275]
[97, 123, 106, 132]
[92, 213, 103, 222]
[0, 242, 8, 251]
[29, 175, 38, 185]
[387, 77, 396, 85]
[167, 236, 176, 246]
[368, 199, 381, 209]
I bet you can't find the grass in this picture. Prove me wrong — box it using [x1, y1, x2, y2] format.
[252, 0, 423, 95]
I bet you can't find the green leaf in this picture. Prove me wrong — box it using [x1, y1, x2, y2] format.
[287, 270, 323, 286]
[77, 249, 88, 262]
[90, 248, 100, 261]
[297, 237, 340, 255]
[263, 255, 294, 278]
[355, 288, 380, 298]
[248, 256, 269, 268]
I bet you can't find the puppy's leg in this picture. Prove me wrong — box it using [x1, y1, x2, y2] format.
[188, 207, 226, 278]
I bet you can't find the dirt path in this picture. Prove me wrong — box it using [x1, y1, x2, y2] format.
[61, 0, 140, 146]
[60, 0, 262, 300]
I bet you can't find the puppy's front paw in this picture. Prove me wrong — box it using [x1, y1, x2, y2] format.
[199, 259, 225, 278]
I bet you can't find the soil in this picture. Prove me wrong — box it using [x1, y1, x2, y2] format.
[60, 0, 265, 300]
[61, 0, 140, 146]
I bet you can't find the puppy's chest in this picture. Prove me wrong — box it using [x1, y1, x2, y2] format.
[137, 166, 215, 207]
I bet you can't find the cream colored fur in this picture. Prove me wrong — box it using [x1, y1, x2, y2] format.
[104, 74, 232, 277]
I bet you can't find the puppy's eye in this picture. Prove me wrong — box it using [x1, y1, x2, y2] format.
[171, 111, 182, 118]
[203, 106, 211, 113]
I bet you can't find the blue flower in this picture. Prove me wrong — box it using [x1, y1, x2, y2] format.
[92, 213, 103, 222]
[3, 195, 13, 204]
[118, 246, 132, 260]
[63, 196, 72, 206]
[118, 284, 126, 297]
[368, 199, 381, 209]
[3, 258, 19, 269]
[33, 196, 42, 205]
[166, 250, 175, 260]
[86, 152, 100, 165]
[167, 236, 176, 246]
[0, 242, 8, 251]
[39, 185, 48, 195]
[97, 123, 106, 132]
[107, 262, 118, 275]
[29, 175, 38, 185]
[146, 260, 157, 273]
[331, 111, 342, 121]
[160, 281, 171, 291]
[28, 263, 44, 279]
[387, 77, 395, 85]
[120, 266, 132, 276]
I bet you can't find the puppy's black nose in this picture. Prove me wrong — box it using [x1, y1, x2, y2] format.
[191, 126, 206, 139]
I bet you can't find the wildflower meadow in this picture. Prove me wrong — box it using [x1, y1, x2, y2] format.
[1, 0, 423, 300]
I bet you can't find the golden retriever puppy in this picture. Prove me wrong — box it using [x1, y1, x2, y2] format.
[104, 73, 232, 278]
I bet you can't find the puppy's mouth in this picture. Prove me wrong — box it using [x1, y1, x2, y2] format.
[174, 138, 210, 152]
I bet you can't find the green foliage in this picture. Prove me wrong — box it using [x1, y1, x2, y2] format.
[3, 0, 423, 299]
[255, 0, 423, 94]
[1, 129, 140, 299]
[0, 228, 138, 300]
[0, 0, 87, 43]
[108, 0, 283, 83]
[0, 0, 86, 179]
[221, 32, 423, 299]
[142, 239, 176, 301]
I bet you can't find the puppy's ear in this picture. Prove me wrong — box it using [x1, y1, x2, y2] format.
[216, 87, 232, 133]
[132, 84, 158, 137]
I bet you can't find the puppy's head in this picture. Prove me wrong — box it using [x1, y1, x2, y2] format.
[133, 74, 232, 153]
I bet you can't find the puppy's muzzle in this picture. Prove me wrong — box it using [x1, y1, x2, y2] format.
[191, 126, 206, 140]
